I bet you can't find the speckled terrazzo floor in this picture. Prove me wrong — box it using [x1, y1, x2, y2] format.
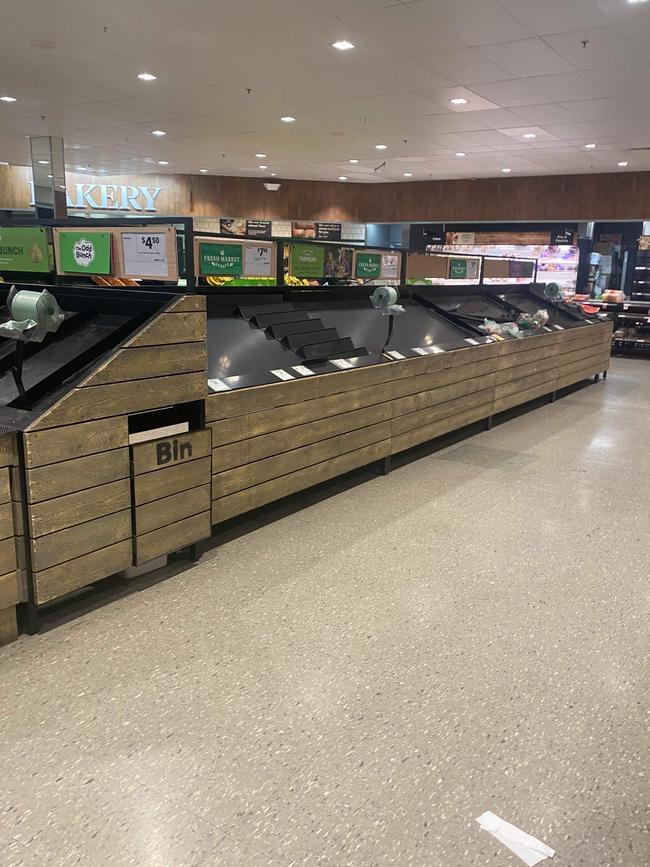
[1, 356, 649, 866]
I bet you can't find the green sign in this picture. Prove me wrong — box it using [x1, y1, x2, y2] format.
[58, 231, 111, 274]
[450, 258, 468, 279]
[355, 252, 382, 279]
[200, 242, 243, 276]
[0, 227, 51, 273]
[291, 244, 324, 279]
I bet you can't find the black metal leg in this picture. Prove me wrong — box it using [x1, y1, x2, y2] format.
[381, 455, 392, 475]
[594, 373, 600, 383]
[17, 600, 40, 635]
[550, 390, 557, 403]
[485, 415, 493, 431]
[603, 370, 608, 379]
[187, 543, 199, 563]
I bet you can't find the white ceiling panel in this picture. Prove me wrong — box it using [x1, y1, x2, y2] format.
[478, 38, 576, 78]
[512, 103, 583, 126]
[545, 27, 638, 72]
[408, 0, 534, 46]
[411, 48, 513, 85]
[497, 0, 620, 35]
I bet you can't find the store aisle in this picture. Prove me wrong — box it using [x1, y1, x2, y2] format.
[0, 358, 648, 866]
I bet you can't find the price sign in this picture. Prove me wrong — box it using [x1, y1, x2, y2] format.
[122, 232, 168, 277]
[244, 245, 273, 277]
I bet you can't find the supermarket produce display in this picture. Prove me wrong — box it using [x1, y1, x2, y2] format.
[487, 285, 590, 330]
[0, 270, 613, 646]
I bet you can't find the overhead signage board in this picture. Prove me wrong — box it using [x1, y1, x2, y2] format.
[355, 252, 382, 279]
[447, 231, 476, 245]
[30, 181, 162, 213]
[291, 243, 324, 279]
[58, 231, 111, 274]
[449, 258, 468, 279]
[550, 228, 575, 245]
[121, 232, 168, 278]
[316, 222, 342, 242]
[200, 242, 243, 275]
[0, 226, 51, 272]
[246, 220, 272, 239]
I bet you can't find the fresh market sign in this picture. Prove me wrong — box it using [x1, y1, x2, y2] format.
[28, 181, 162, 212]
[200, 242, 243, 275]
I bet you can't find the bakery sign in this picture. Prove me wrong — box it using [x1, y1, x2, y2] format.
[28, 180, 162, 212]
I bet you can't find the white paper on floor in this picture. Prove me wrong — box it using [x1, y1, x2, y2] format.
[476, 811, 555, 866]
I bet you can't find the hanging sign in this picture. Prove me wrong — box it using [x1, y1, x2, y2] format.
[200, 242, 243, 275]
[447, 231, 476, 245]
[291, 244, 324, 279]
[121, 232, 168, 277]
[381, 253, 400, 279]
[0, 227, 51, 272]
[450, 258, 468, 279]
[246, 220, 272, 239]
[550, 227, 575, 245]
[355, 252, 382, 279]
[58, 231, 111, 274]
[244, 245, 273, 277]
[316, 222, 342, 241]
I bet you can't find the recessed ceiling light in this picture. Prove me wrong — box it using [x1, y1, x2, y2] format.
[255, 153, 267, 158]
[137, 73, 157, 81]
[0, 96, 17, 102]
[522, 132, 537, 139]
[450, 97, 468, 105]
[280, 115, 296, 122]
[349, 159, 359, 164]
[332, 40, 355, 50]
[151, 129, 166, 136]
[403, 172, 413, 177]
[37, 160, 49, 165]
[199, 168, 208, 173]
[585, 143, 597, 149]
[338, 175, 348, 180]
[258, 164, 268, 169]
[618, 161, 629, 167]
[501, 167, 512, 173]
[158, 160, 169, 165]
[375, 144, 388, 150]
[456, 152, 467, 157]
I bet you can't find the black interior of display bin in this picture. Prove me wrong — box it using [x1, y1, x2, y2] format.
[285, 328, 339, 351]
[238, 301, 294, 320]
[301, 336, 361, 362]
[269, 318, 325, 339]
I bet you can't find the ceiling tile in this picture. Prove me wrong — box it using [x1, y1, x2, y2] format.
[545, 27, 638, 71]
[408, 0, 535, 46]
[497, 0, 619, 35]
[479, 38, 576, 78]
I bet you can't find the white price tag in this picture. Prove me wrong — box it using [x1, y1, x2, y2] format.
[271, 368, 294, 381]
[332, 358, 354, 369]
[208, 378, 231, 392]
[543, 326, 552, 332]
[244, 245, 273, 277]
[292, 365, 314, 376]
[465, 338, 479, 345]
[584, 318, 594, 324]
[427, 345, 445, 354]
[624, 304, 630, 310]
[386, 350, 405, 360]
[413, 347, 428, 356]
[553, 324, 565, 331]
[122, 232, 168, 277]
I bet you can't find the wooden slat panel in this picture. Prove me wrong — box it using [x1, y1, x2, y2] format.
[495, 352, 559, 384]
[132, 429, 211, 475]
[26, 448, 129, 503]
[213, 420, 392, 498]
[134, 456, 211, 506]
[11, 500, 23, 538]
[87, 343, 206, 386]
[25, 417, 128, 465]
[0, 433, 17, 467]
[554, 333, 612, 358]
[554, 343, 611, 370]
[34, 372, 207, 427]
[495, 369, 558, 400]
[390, 352, 448, 379]
[236, 378, 321, 414]
[34, 539, 133, 605]
[209, 417, 245, 448]
[0, 537, 17, 575]
[206, 391, 245, 422]
[494, 382, 556, 414]
[317, 364, 395, 396]
[247, 403, 392, 463]
[212, 441, 247, 473]
[136, 512, 211, 564]
[29, 479, 131, 538]
[0, 606, 17, 646]
[390, 402, 493, 454]
[392, 360, 497, 399]
[0, 571, 19, 609]
[392, 388, 495, 437]
[0, 468, 10, 505]
[32, 510, 131, 573]
[556, 349, 610, 376]
[392, 374, 496, 418]
[136, 485, 211, 535]
[0, 502, 14, 541]
[212, 439, 390, 525]
[246, 381, 394, 438]
[126, 312, 206, 348]
[496, 341, 560, 370]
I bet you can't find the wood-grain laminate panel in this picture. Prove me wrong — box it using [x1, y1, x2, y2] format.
[28, 479, 131, 538]
[132, 429, 211, 475]
[0, 537, 17, 575]
[136, 485, 211, 535]
[34, 539, 133, 605]
[88, 343, 206, 386]
[134, 457, 211, 506]
[136, 512, 211, 564]
[0, 571, 19, 609]
[25, 418, 128, 466]
[32, 510, 131, 572]
[126, 312, 206, 348]
[390, 402, 494, 455]
[392, 388, 495, 436]
[26, 449, 129, 503]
